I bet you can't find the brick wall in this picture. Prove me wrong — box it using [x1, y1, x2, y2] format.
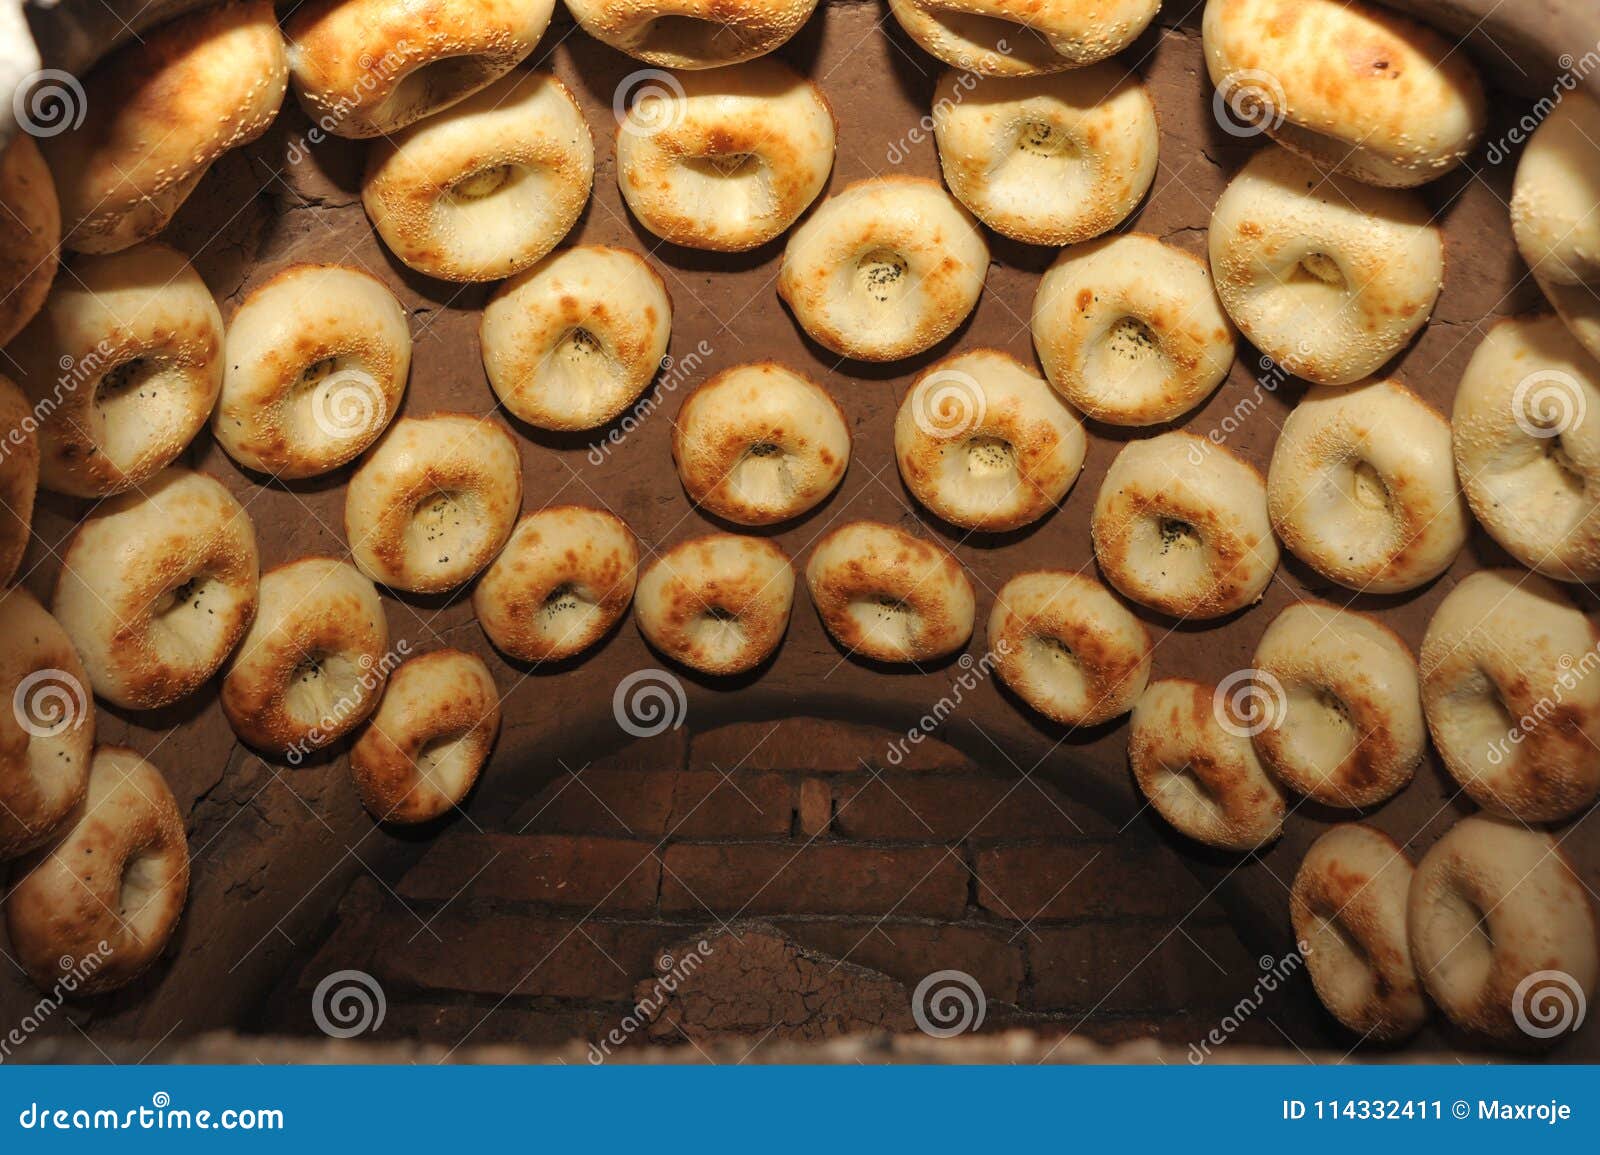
[264, 717, 1304, 1054]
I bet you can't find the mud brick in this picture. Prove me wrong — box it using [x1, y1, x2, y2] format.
[380, 913, 670, 1001]
[397, 834, 660, 913]
[514, 768, 676, 835]
[377, 1002, 632, 1051]
[690, 717, 977, 774]
[515, 767, 791, 838]
[1026, 922, 1255, 1013]
[779, 919, 1025, 1003]
[665, 770, 793, 838]
[798, 778, 831, 836]
[974, 843, 1210, 921]
[660, 843, 966, 918]
[833, 774, 1100, 841]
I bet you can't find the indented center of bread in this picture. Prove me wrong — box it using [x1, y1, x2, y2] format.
[97, 356, 158, 407]
[450, 164, 516, 201]
[410, 490, 479, 568]
[119, 851, 164, 924]
[284, 650, 363, 726]
[856, 248, 909, 305]
[392, 54, 498, 124]
[963, 435, 1015, 477]
[1295, 252, 1346, 288]
[1016, 119, 1075, 159]
[688, 152, 760, 179]
[1344, 458, 1392, 513]
[1157, 516, 1201, 555]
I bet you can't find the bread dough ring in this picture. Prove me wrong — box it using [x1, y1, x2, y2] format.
[1250, 602, 1423, 808]
[887, 0, 1159, 76]
[1452, 315, 1600, 583]
[473, 506, 640, 663]
[345, 415, 522, 594]
[0, 587, 93, 860]
[215, 264, 411, 479]
[1268, 379, 1467, 593]
[221, 557, 390, 757]
[1291, 824, 1427, 1041]
[987, 570, 1151, 726]
[777, 176, 988, 362]
[1128, 678, 1286, 851]
[893, 348, 1085, 531]
[5, 747, 189, 996]
[674, 362, 850, 526]
[9, 242, 223, 498]
[52, 469, 260, 711]
[481, 246, 672, 432]
[40, 0, 287, 253]
[635, 534, 795, 675]
[1513, 92, 1600, 363]
[1203, 0, 1484, 188]
[284, 0, 555, 138]
[350, 649, 500, 824]
[0, 135, 59, 347]
[0, 374, 39, 586]
[1033, 233, 1236, 426]
[616, 60, 835, 252]
[805, 520, 976, 664]
[564, 0, 819, 68]
[933, 64, 1157, 246]
[1091, 431, 1277, 619]
[1420, 569, 1600, 823]
[1409, 815, 1597, 1043]
[362, 70, 594, 282]
[1208, 148, 1443, 385]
